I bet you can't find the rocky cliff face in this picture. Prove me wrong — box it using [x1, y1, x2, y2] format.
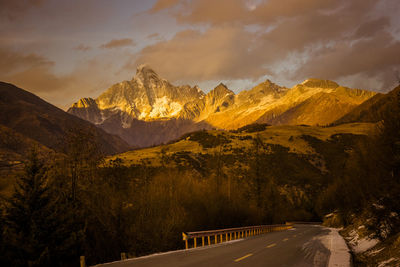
[69, 64, 204, 128]
[68, 66, 376, 147]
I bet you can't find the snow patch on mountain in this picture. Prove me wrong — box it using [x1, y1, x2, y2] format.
[148, 96, 182, 118]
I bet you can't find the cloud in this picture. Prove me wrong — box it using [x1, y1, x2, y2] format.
[142, 0, 400, 91]
[74, 44, 92, 52]
[147, 33, 161, 39]
[0, 47, 53, 76]
[128, 26, 267, 82]
[0, 47, 75, 106]
[0, 0, 47, 20]
[291, 31, 400, 90]
[100, 38, 136, 49]
[0, 46, 127, 108]
[150, 0, 181, 13]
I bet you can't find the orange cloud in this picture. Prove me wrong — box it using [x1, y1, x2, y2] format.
[147, 33, 161, 40]
[128, 26, 266, 82]
[0, 47, 127, 108]
[150, 0, 181, 13]
[100, 38, 136, 49]
[142, 0, 400, 91]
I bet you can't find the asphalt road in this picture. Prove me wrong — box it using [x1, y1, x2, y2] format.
[96, 225, 334, 267]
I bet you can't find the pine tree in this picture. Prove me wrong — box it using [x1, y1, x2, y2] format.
[4, 149, 81, 267]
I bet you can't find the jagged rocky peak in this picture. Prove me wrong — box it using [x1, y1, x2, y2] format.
[71, 97, 97, 108]
[133, 64, 163, 87]
[193, 85, 204, 95]
[209, 83, 234, 97]
[301, 78, 339, 89]
[259, 79, 287, 93]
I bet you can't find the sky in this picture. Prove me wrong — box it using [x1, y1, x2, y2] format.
[1, 0, 400, 109]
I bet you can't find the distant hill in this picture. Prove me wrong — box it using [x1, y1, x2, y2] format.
[109, 123, 376, 175]
[0, 82, 130, 155]
[335, 85, 400, 124]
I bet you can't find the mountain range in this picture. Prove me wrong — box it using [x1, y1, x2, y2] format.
[68, 65, 376, 147]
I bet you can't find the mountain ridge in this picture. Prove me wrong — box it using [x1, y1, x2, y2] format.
[334, 85, 400, 124]
[68, 65, 376, 147]
[0, 82, 130, 155]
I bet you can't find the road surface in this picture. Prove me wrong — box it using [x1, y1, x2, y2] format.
[95, 225, 346, 267]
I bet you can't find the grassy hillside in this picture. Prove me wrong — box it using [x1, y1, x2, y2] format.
[109, 123, 375, 168]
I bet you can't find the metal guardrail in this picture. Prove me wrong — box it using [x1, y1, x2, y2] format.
[182, 222, 293, 249]
[287, 221, 322, 225]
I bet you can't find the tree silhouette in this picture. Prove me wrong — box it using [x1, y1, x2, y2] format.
[4, 149, 80, 267]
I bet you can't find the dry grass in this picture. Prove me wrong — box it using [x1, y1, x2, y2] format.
[108, 123, 376, 166]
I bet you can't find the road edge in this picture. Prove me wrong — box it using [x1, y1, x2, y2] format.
[325, 227, 351, 267]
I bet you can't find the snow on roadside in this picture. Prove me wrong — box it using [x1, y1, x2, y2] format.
[377, 257, 399, 267]
[346, 229, 379, 253]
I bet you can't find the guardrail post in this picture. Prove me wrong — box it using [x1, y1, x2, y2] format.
[80, 256, 86, 267]
[208, 236, 211, 245]
[182, 232, 189, 250]
[194, 238, 197, 248]
[220, 234, 223, 243]
[121, 252, 127, 260]
[202, 237, 205, 246]
[215, 235, 218, 244]
[234, 232, 237, 239]
[225, 233, 228, 242]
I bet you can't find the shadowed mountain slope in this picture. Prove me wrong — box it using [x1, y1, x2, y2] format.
[0, 82, 129, 155]
[335, 85, 400, 124]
